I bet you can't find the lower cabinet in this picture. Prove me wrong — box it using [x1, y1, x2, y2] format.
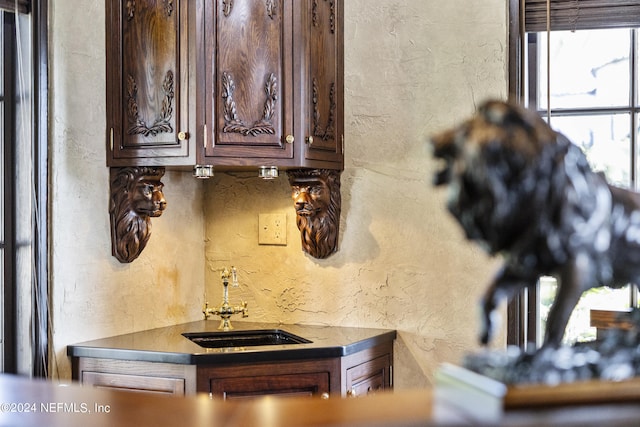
[345, 355, 391, 397]
[73, 342, 393, 399]
[343, 342, 393, 398]
[74, 358, 197, 396]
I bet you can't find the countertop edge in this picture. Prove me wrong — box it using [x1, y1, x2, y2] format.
[67, 323, 397, 365]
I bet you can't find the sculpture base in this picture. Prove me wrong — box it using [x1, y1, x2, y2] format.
[435, 363, 640, 423]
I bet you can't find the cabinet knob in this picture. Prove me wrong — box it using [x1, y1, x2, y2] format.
[320, 393, 330, 400]
[285, 134, 294, 144]
[346, 387, 356, 398]
[306, 136, 314, 146]
[178, 131, 189, 141]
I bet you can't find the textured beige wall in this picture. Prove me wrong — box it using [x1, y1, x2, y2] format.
[204, 1, 507, 388]
[49, 0, 507, 385]
[49, 1, 205, 379]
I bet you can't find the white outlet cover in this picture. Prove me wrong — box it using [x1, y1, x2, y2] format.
[258, 213, 287, 245]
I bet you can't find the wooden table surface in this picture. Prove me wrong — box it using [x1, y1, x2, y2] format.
[0, 374, 437, 427]
[2, 374, 640, 426]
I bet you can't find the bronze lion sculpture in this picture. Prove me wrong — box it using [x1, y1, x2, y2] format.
[431, 100, 640, 348]
[109, 166, 167, 263]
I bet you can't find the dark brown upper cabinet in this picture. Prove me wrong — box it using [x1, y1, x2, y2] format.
[106, 0, 196, 167]
[198, 0, 343, 170]
[199, 0, 294, 165]
[303, 0, 344, 167]
[106, 0, 343, 171]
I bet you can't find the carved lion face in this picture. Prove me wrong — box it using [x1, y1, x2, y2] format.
[132, 178, 167, 218]
[291, 178, 330, 218]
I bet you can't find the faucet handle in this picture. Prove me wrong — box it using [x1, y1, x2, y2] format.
[231, 266, 239, 287]
[241, 301, 248, 318]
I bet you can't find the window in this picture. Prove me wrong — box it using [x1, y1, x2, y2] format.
[0, 0, 48, 376]
[1, 7, 18, 375]
[509, 0, 640, 347]
[535, 28, 639, 345]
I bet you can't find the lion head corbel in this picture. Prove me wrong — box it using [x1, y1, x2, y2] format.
[109, 166, 167, 263]
[287, 169, 342, 259]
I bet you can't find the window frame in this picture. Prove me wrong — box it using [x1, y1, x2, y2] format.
[508, 0, 640, 348]
[1, 8, 17, 374]
[0, 0, 48, 376]
[32, 0, 49, 378]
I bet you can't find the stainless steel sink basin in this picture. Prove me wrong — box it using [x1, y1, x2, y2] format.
[182, 329, 312, 349]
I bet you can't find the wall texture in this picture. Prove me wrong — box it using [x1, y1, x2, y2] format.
[49, 0, 507, 385]
[49, 1, 206, 379]
[203, 1, 507, 388]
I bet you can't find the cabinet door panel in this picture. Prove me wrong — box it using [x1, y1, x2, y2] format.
[107, 0, 191, 164]
[303, 0, 343, 164]
[346, 354, 391, 397]
[205, 0, 294, 161]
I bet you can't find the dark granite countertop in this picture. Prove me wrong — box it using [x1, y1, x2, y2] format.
[67, 321, 397, 365]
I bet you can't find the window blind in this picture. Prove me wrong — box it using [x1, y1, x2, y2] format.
[525, 0, 640, 32]
[0, 1, 29, 14]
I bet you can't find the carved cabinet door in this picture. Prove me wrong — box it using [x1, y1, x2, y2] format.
[202, 0, 294, 165]
[106, 0, 193, 166]
[300, 0, 343, 167]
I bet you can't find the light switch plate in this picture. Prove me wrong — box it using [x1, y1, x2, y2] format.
[258, 213, 287, 245]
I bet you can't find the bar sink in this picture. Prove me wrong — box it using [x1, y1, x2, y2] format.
[182, 329, 312, 349]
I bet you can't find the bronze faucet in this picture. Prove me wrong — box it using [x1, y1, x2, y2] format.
[203, 266, 248, 330]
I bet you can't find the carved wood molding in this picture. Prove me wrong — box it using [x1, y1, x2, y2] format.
[126, 70, 175, 137]
[312, 0, 336, 34]
[222, 0, 276, 19]
[165, 0, 174, 16]
[221, 71, 278, 136]
[222, 0, 233, 16]
[126, 0, 135, 20]
[312, 78, 336, 141]
[109, 167, 167, 263]
[126, 0, 173, 20]
[266, 0, 276, 19]
[287, 169, 341, 259]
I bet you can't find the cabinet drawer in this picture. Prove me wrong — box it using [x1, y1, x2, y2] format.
[83, 371, 186, 396]
[211, 372, 330, 400]
[199, 358, 341, 399]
